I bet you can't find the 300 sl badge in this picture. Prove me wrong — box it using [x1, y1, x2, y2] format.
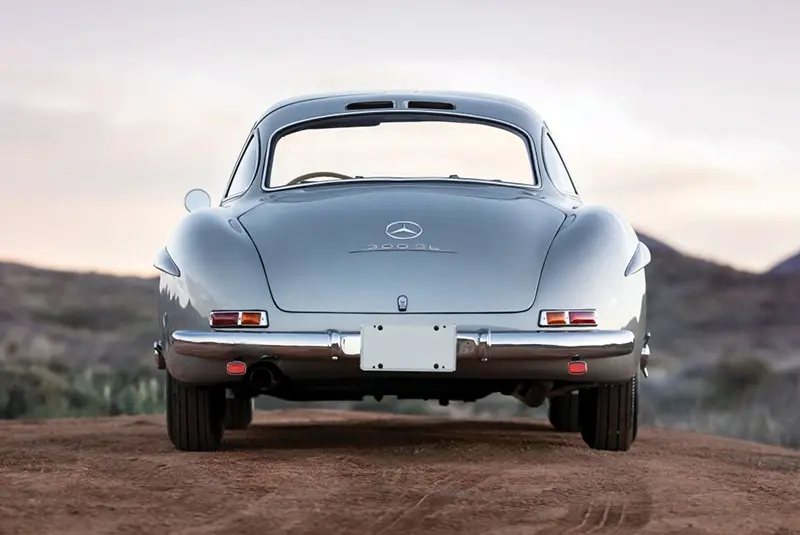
[349, 243, 455, 253]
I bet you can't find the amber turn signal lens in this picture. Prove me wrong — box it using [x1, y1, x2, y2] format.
[544, 311, 568, 325]
[240, 312, 265, 326]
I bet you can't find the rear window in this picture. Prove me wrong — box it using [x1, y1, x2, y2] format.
[266, 117, 536, 188]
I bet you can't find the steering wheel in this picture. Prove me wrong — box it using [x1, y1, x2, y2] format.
[283, 171, 355, 187]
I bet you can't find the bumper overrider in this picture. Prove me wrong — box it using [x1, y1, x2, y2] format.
[158, 328, 645, 385]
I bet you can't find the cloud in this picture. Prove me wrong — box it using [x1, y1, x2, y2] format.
[576, 157, 800, 271]
[0, 101, 249, 274]
[0, 101, 249, 202]
[0, 0, 798, 273]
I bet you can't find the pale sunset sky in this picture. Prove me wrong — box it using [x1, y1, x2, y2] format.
[1, 0, 798, 276]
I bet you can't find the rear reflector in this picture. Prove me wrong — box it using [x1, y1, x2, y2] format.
[210, 310, 268, 328]
[539, 309, 597, 327]
[567, 360, 588, 375]
[226, 361, 247, 375]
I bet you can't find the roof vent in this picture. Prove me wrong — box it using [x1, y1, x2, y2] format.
[406, 101, 456, 110]
[345, 100, 395, 110]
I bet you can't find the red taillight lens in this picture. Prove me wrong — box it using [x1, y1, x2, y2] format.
[210, 311, 239, 327]
[210, 310, 267, 328]
[539, 309, 597, 327]
[568, 310, 597, 325]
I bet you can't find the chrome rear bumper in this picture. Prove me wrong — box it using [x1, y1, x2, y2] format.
[170, 328, 636, 362]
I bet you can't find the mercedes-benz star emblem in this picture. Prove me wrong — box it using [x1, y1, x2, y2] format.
[385, 221, 423, 240]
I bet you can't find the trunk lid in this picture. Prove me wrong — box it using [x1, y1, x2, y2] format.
[238, 182, 566, 314]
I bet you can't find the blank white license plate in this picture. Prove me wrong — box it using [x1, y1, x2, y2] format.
[360, 324, 457, 372]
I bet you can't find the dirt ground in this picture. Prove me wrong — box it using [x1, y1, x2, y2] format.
[0, 410, 799, 535]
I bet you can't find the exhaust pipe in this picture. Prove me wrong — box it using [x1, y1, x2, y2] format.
[512, 381, 553, 408]
[248, 363, 281, 392]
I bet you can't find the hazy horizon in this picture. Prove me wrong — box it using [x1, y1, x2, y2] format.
[1, 0, 799, 276]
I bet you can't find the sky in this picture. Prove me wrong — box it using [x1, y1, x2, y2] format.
[1, 0, 799, 276]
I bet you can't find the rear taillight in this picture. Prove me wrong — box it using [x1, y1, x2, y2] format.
[539, 309, 597, 327]
[209, 310, 268, 328]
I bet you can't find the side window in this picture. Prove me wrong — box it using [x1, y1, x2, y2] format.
[542, 133, 578, 195]
[225, 134, 259, 199]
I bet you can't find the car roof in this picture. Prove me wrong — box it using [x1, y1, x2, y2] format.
[254, 90, 545, 128]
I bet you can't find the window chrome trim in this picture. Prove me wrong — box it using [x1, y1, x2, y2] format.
[258, 109, 543, 193]
[541, 130, 580, 198]
[221, 130, 262, 205]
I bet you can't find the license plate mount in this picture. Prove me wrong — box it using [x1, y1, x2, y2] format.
[359, 324, 457, 372]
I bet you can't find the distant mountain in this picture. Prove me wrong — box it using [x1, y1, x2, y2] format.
[768, 252, 800, 275]
[635, 232, 677, 254]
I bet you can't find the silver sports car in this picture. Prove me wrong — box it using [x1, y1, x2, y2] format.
[153, 91, 652, 453]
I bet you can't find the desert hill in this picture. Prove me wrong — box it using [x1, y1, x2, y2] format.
[769, 251, 800, 275]
[1, 232, 798, 369]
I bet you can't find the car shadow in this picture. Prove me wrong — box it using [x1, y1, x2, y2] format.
[221, 418, 564, 452]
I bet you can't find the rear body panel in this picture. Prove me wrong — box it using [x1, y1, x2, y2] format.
[238, 182, 566, 314]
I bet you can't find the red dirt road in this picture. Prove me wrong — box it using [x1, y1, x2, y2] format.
[0, 410, 798, 535]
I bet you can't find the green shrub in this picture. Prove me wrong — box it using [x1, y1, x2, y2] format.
[0, 358, 165, 419]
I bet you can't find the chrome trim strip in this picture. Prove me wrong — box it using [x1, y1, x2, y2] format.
[153, 247, 180, 277]
[153, 341, 166, 370]
[640, 332, 651, 378]
[220, 129, 262, 204]
[170, 329, 635, 362]
[625, 241, 652, 277]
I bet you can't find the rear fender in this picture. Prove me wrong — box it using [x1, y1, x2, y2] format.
[158, 208, 274, 335]
[534, 206, 646, 337]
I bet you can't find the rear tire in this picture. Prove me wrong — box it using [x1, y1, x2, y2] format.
[547, 392, 581, 432]
[224, 395, 254, 430]
[165, 371, 226, 452]
[578, 375, 638, 451]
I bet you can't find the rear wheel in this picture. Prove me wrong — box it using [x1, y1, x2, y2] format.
[165, 371, 226, 452]
[547, 392, 581, 432]
[578, 375, 638, 451]
[224, 395, 254, 430]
